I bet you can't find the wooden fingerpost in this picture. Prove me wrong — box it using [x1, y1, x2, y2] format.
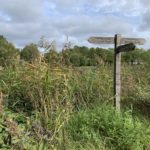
[114, 34, 121, 112]
[88, 34, 145, 112]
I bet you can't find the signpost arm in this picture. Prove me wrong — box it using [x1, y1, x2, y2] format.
[114, 34, 121, 112]
[88, 34, 145, 112]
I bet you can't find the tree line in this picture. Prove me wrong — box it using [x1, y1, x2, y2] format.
[0, 35, 150, 67]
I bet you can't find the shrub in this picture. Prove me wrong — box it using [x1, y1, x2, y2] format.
[20, 43, 40, 63]
[68, 104, 150, 150]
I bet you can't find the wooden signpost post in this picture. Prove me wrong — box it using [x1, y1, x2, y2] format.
[88, 34, 145, 112]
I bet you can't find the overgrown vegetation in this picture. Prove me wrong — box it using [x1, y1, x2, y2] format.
[0, 36, 150, 149]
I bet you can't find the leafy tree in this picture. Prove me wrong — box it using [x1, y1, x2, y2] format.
[122, 48, 144, 64]
[141, 49, 150, 64]
[44, 49, 58, 65]
[20, 43, 40, 63]
[38, 37, 59, 65]
[95, 48, 113, 64]
[59, 49, 71, 66]
[70, 53, 81, 66]
[105, 49, 113, 64]
[0, 35, 19, 67]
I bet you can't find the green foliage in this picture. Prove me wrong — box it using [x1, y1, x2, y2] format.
[121, 65, 150, 105]
[122, 48, 149, 65]
[60, 46, 114, 66]
[0, 67, 33, 113]
[1, 34, 150, 67]
[0, 35, 19, 67]
[0, 63, 150, 149]
[69, 66, 113, 109]
[68, 105, 150, 150]
[44, 49, 58, 65]
[20, 43, 40, 63]
[0, 108, 50, 149]
[0, 64, 73, 149]
[0, 36, 150, 149]
[60, 46, 150, 66]
[70, 53, 81, 66]
[141, 49, 150, 64]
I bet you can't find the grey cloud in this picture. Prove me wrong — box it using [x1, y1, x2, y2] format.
[0, 0, 149, 49]
[0, 23, 41, 46]
[139, 0, 150, 7]
[139, 9, 150, 31]
[137, 0, 150, 32]
[0, 0, 44, 22]
[53, 15, 133, 37]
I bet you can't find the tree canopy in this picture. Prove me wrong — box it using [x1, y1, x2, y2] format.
[0, 35, 150, 67]
[20, 43, 40, 63]
[0, 35, 19, 67]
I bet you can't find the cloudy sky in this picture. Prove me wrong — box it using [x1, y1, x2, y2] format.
[0, 0, 150, 50]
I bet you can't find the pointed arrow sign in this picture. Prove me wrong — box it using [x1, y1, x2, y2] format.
[88, 37, 114, 44]
[116, 43, 136, 53]
[88, 37, 146, 45]
[88, 34, 146, 112]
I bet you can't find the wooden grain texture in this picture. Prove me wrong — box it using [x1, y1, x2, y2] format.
[88, 37, 114, 44]
[121, 38, 145, 45]
[88, 37, 145, 45]
[114, 34, 121, 112]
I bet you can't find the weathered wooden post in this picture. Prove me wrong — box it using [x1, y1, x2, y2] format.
[88, 34, 145, 112]
[114, 34, 121, 111]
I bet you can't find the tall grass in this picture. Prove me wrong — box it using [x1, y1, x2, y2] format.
[122, 64, 150, 117]
[0, 62, 150, 149]
[67, 104, 150, 150]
